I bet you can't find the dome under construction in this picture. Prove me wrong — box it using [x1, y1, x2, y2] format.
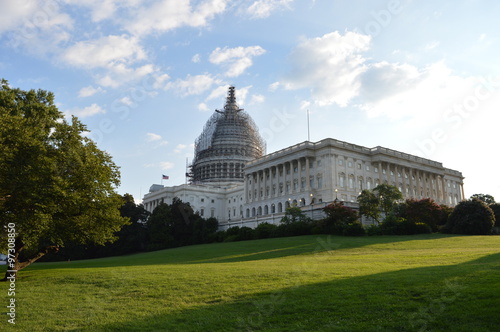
[190, 86, 266, 183]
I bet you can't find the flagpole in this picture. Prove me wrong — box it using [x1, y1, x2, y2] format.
[307, 109, 310, 142]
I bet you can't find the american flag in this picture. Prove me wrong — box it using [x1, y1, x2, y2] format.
[162, 175, 169, 180]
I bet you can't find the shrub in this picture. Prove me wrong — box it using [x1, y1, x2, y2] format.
[342, 223, 365, 236]
[209, 230, 226, 243]
[397, 198, 444, 232]
[379, 215, 431, 235]
[255, 222, 278, 239]
[276, 221, 312, 237]
[414, 222, 432, 234]
[444, 199, 495, 235]
[236, 227, 256, 241]
[365, 224, 382, 236]
[489, 203, 500, 227]
[380, 215, 407, 235]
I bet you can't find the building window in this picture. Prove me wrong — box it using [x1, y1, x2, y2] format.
[317, 175, 323, 189]
[357, 163, 361, 169]
[301, 178, 305, 189]
[339, 174, 345, 188]
[211, 209, 215, 218]
[310, 176, 314, 188]
[317, 160, 322, 167]
[201, 198, 204, 202]
[339, 159, 343, 166]
[200, 209, 204, 216]
[348, 161, 353, 168]
[366, 165, 370, 171]
[374, 167, 378, 173]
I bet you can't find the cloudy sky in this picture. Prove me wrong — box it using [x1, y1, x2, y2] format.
[1, 0, 499, 203]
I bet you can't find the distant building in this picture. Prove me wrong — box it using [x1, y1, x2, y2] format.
[143, 87, 464, 229]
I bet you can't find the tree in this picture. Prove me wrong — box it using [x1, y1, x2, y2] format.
[280, 206, 310, 224]
[0, 80, 128, 279]
[357, 189, 381, 223]
[321, 201, 359, 234]
[444, 199, 495, 235]
[470, 194, 495, 205]
[397, 198, 445, 232]
[146, 203, 173, 251]
[373, 184, 403, 216]
[489, 203, 500, 228]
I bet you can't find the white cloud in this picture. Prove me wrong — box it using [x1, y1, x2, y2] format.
[60, 35, 159, 88]
[0, 0, 72, 55]
[235, 85, 252, 105]
[61, 34, 146, 69]
[246, 0, 293, 19]
[174, 144, 187, 153]
[69, 103, 106, 118]
[146, 133, 162, 141]
[78, 85, 104, 97]
[192, 54, 201, 63]
[159, 161, 175, 170]
[209, 46, 266, 77]
[269, 81, 280, 91]
[126, 0, 228, 36]
[359, 62, 478, 124]
[164, 74, 219, 96]
[250, 94, 265, 104]
[206, 85, 230, 101]
[144, 161, 175, 170]
[198, 102, 210, 111]
[63, 0, 123, 22]
[119, 96, 134, 106]
[283, 31, 371, 106]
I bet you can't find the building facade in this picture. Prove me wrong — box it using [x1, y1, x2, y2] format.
[142, 87, 464, 229]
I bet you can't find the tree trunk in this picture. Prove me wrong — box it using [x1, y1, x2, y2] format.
[1, 243, 59, 281]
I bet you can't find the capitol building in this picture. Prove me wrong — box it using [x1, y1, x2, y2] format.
[142, 87, 464, 229]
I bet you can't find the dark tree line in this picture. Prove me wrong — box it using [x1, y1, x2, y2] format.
[42, 195, 219, 261]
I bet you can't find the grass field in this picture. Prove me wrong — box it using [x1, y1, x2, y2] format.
[2, 234, 499, 331]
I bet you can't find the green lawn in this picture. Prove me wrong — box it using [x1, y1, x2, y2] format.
[2, 234, 500, 331]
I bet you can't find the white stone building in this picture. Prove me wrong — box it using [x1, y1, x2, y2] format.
[142, 87, 464, 229]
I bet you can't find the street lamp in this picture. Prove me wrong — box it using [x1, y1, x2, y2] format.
[309, 193, 314, 219]
[335, 188, 338, 202]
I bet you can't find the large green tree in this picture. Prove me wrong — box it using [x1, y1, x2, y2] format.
[470, 193, 495, 205]
[0, 80, 128, 279]
[357, 184, 403, 223]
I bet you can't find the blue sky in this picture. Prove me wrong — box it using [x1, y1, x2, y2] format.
[1, 0, 499, 203]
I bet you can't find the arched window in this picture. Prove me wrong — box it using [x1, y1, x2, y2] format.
[252, 207, 256, 217]
[271, 204, 276, 213]
[278, 202, 283, 213]
[246, 208, 250, 218]
[257, 206, 262, 215]
[339, 173, 345, 188]
[264, 205, 269, 215]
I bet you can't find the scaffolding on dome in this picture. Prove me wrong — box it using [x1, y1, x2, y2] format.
[188, 86, 266, 183]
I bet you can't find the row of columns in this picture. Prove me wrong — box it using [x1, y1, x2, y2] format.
[245, 156, 317, 203]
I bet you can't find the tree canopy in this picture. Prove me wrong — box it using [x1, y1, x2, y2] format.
[469, 193, 495, 205]
[357, 184, 403, 223]
[0, 80, 128, 278]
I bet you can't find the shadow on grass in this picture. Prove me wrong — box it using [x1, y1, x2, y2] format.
[17, 234, 459, 271]
[72, 252, 500, 331]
